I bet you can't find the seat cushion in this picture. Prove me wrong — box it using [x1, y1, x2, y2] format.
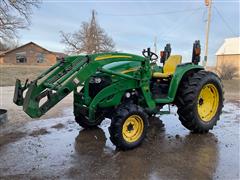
[152, 55, 182, 78]
[152, 72, 171, 78]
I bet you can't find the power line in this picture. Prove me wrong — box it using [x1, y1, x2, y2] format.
[158, 7, 204, 39]
[213, 6, 238, 36]
[98, 7, 204, 17]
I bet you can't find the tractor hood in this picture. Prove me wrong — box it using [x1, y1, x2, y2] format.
[87, 52, 144, 76]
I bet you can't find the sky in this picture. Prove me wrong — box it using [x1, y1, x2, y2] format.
[18, 0, 239, 66]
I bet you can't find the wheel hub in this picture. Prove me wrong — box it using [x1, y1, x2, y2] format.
[127, 123, 134, 131]
[122, 115, 144, 143]
[197, 84, 219, 122]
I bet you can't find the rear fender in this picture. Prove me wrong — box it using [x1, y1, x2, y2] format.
[168, 63, 204, 100]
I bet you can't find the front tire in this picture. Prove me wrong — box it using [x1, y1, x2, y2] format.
[109, 104, 148, 150]
[75, 113, 103, 129]
[176, 70, 224, 133]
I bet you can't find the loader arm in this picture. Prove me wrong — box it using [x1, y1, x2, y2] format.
[13, 53, 145, 118]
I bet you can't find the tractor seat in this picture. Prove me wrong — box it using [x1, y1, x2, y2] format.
[153, 55, 182, 78]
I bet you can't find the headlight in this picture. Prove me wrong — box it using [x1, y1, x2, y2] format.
[90, 77, 102, 84]
[94, 77, 101, 83]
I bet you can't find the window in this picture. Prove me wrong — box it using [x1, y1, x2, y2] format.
[36, 53, 45, 63]
[16, 52, 27, 63]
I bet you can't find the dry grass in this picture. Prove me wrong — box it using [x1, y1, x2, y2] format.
[0, 65, 49, 86]
[222, 79, 240, 100]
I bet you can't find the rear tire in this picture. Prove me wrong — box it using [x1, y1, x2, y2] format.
[176, 70, 224, 133]
[109, 104, 148, 150]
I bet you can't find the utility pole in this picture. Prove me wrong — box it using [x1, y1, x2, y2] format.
[154, 36, 157, 54]
[203, 0, 212, 67]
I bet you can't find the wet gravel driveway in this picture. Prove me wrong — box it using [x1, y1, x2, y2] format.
[0, 100, 239, 180]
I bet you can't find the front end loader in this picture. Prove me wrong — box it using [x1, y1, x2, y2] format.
[13, 41, 224, 150]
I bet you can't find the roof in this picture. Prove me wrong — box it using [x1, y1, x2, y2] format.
[216, 37, 240, 55]
[0, 42, 65, 57]
[0, 51, 8, 56]
[52, 51, 66, 57]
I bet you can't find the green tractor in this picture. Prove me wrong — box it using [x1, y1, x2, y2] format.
[13, 40, 223, 150]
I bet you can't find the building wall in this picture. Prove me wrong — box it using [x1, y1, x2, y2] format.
[1, 43, 57, 66]
[216, 54, 240, 76]
[0, 57, 3, 64]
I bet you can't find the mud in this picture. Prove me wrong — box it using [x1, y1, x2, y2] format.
[0, 87, 239, 179]
[51, 123, 65, 130]
[29, 128, 49, 137]
[0, 131, 26, 147]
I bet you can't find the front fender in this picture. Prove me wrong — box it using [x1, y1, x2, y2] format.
[168, 63, 204, 100]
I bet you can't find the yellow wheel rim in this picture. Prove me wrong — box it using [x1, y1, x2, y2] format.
[197, 84, 219, 122]
[122, 115, 144, 143]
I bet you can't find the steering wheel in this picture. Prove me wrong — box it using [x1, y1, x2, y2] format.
[142, 48, 158, 62]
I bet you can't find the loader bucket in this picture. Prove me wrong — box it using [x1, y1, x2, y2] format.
[13, 79, 24, 106]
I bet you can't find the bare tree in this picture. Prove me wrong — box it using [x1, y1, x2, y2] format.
[0, 39, 18, 51]
[217, 64, 239, 80]
[60, 10, 115, 54]
[0, 0, 41, 41]
[0, 41, 9, 51]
